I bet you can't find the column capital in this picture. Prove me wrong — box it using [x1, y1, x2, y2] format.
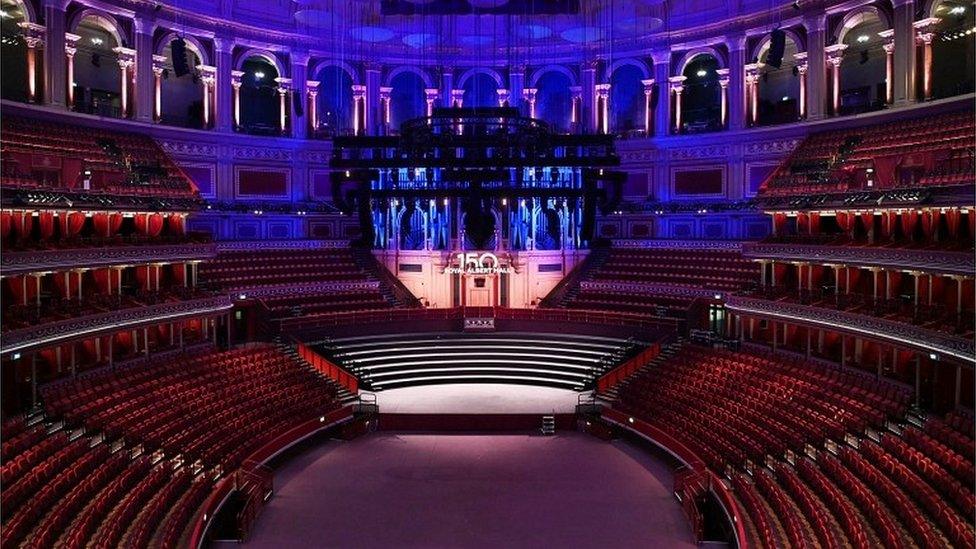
[379, 86, 393, 98]
[424, 88, 440, 100]
[726, 33, 748, 52]
[64, 32, 80, 56]
[306, 80, 320, 91]
[569, 85, 582, 97]
[113, 46, 137, 68]
[274, 76, 292, 91]
[152, 54, 167, 74]
[641, 78, 655, 93]
[230, 70, 244, 88]
[352, 84, 368, 98]
[744, 62, 765, 78]
[668, 75, 687, 91]
[450, 88, 464, 101]
[291, 51, 310, 67]
[17, 22, 45, 45]
[716, 68, 730, 87]
[913, 17, 941, 34]
[521, 87, 537, 100]
[650, 50, 670, 66]
[824, 43, 848, 65]
[197, 64, 217, 85]
[803, 13, 827, 33]
[594, 83, 611, 97]
[213, 36, 234, 54]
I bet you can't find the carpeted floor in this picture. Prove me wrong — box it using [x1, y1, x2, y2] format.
[239, 432, 695, 548]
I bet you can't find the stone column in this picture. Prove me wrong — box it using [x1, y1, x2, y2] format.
[804, 13, 828, 120]
[198, 65, 217, 128]
[133, 23, 154, 123]
[794, 52, 808, 118]
[43, 5, 66, 108]
[508, 65, 525, 110]
[569, 86, 582, 131]
[744, 63, 764, 125]
[113, 47, 137, 118]
[231, 70, 244, 128]
[274, 77, 292, 134]
[641, 78, 655, 134]
[307, 80, 320, 133]
[914, 18, 941, 101]
[824, 44, 848, 115]
[595, 83, 610, 134]
[440, 68, 454, 109]
[424, 88, 439, 116]
[365, 63, 381, 135]
[64, 33, 79, 108]
[727, 35, 748, 130]
[214, 37, 234, 132]
[379, 86, 393, 132]
[152, 54, 166, 121]
[716, 68, 730, 128]
[17, 23, 44, 102]
[450, 88, 464, 108]
[290, 54, 309, 138]
[892, 0, 918, 104]
[581, 61, 597, 133]
[652, 52, 671, 136]
[497, 88, 510, 107]
[522, 88, 537, 118]
[668, 76, 687, 133]
[879, 30, 896, 104]
[352, 84, 367, 134]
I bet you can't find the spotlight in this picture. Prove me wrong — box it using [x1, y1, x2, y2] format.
[949, 5, 966, 14]
[696, 69, 707, 77]
[0, 9, 8, 18]
[791, 0, 800, 10]
[254, 71, 265, 80]
[782, 96, 790, 101]
[91, 37, 104, 45]
[857, 34, 870, 43]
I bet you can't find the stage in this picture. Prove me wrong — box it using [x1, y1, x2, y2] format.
[372, 383, 580, 414]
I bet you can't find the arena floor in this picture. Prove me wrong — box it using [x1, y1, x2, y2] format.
[240, 432, 695, 548]
[372, 383, 581, 413]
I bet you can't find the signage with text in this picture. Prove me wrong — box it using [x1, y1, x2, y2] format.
[446, 252, 512, 275]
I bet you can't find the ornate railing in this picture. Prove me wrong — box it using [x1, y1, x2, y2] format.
[742, 242, 975, 277]
[1, 242, 216, 276]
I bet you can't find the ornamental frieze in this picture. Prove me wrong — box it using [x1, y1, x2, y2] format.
[725, 296, 975, 363]
[157, 140, 217, 157]
[1, 296, 234, 355]
[580, 281, 721, 299]
[668, 145, 730, 160]
[215, 239, 349, 252]
[1, 243, 217, 276]
[613, 239, 743, 251]
[231, 281, 380, 298]
[742, 243, 976, 277]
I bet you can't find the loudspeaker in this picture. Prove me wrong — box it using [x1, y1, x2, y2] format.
[293, 93, 304, 117]
[170, 37, 190, 77]
[767, 29, 786, 68]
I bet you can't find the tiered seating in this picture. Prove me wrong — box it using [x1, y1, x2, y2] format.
[761, 110, 975, 196]
[2, 345, 345, 549]
[262, 288, 391, 318]
[560, 246, 757, 316]
[41, 345, 342, 469]
[201, 248, 369, 290]
[1, 115, 196, 197]
[614, 345, 908, 471]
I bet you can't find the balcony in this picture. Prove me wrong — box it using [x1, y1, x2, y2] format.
[1, 237, 216, 276]
[742, 241, 976, 277]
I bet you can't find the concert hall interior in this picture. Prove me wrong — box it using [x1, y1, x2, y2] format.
[0, 0, 974, 547]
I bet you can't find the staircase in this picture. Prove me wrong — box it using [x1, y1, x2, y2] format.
[350, 245, 422, 308]
[277, 342, 359, 406]
[539, 242, 611, 308]
[595, 339, 685, 406]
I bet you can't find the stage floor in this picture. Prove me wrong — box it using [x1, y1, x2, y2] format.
[372, 383, 581, 414]
[240, 432, 695, 549]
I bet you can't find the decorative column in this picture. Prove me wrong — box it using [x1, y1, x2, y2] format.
[43, 4, 67, 108]
[152, 55, 166, 121]
[424, 88, 439, 117]
[727, 35, 747, 130]
[450, 88, 464, 108]
[641, 78, 655, 134]
[794, 52, 808, 118]
[198, 65, 217, 128]
[669, 76, 686, 134]
[652, 52, 671, 136]
[231, 70, 244, 128]
[879, 30, 896, 104]
[133, 23, 154, 123]
[508, 65, 525, 110]
[522, 88, 537, 118]
[379, 86, 393, 131]
[915, 18, 941, 101]
[824, 44, 848, 115]
[365, 63, 381, 135]
[569, 86, 582, 130]
[892, 0, 918, 104]
[440, 67, 454, 109]
[214, 37, 234, 132]
[716, 68, 730, 128]
[352, 84, 367, 134]
[274, 77, 292, 134]
[595, 83, 610, 134]
[307, 80, 320, 133]
[64, 33, 79, 108]
[804, 13, 828, 120]
[744, 62, 763, 126]
[112, 47, 137, 118]
[581, 61, 597, 133]
[17, 23, 44, 103]
[290, 54, 309, 139]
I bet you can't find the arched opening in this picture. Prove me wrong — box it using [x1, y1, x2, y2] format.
[681, 55, 722, 133]
[158, 40, 205, 128]
[389, 71, 426, 132]
[462, 72, 499, 108]
[928, 0, 975, 99]
[239, 56, 281, 135]
[837, 13, 888, 115]
[72, 14, 123, 117]
[609, 64, 645, 137]
[0, 0, 32, 102]
[316, 65, 354, 137]
[756, 36, 802, 125]
[536, 71, 573, 133]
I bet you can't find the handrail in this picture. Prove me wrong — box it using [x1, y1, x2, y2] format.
[293, 341, 360, 394]
[601, 408, 750, 549]
[595, 343, 661, 393]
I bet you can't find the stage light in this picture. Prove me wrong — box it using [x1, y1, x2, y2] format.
[91, 37, 104, 45]
[696, 69, 707, 77]
[0, 10, 9, 18]
[628, 417, 635, 424]
[11, 353, 20, 360]
[856, 34, 869, 43]
[238, 293, 247, 300]
[929, 353, 939, 360]
[782, 96, 790, 101]
[254, 71, 265, 79]
[950, 5, 966, 14]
